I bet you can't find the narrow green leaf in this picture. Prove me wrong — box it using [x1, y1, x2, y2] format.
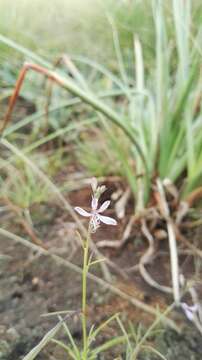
[22, 321, 63, 360]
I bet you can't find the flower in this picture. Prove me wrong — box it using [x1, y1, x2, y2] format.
[75, 196, 117, 233]
[181, 302, 199, 322]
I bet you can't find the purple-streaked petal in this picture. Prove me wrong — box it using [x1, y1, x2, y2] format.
[74, 207, 91, 217]
[98, 215, 117, 226]
[181, 302, 198, 321]
[98, 200, 110, 213]
[91, 197, 98, 211]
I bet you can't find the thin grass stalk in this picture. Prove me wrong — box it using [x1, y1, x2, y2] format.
[172, 0, 190, 84]
[133, 36, 146, 209]
[107, 14, 130, 91]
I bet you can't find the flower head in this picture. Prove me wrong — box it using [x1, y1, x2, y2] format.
[181, 302, 199, 322]
[75, 178, 117, 233]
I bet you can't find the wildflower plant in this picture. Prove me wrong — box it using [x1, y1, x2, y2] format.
[20, 178, 125, 360]
[74, 177, 118, 359]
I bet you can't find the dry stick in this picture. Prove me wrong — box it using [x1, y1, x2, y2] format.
[140, 219, 172, 294]
[156, 179, 180, 305]
[0, 227, 179, 331]
[115, 187, 131, 219]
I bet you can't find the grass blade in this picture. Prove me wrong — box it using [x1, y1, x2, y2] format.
[22, 320, 63, 360]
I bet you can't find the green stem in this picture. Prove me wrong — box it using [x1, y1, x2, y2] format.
[82, 226, 91, 359]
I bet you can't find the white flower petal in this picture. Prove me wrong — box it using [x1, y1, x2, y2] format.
[181, 302, 198, 321]
[98, 200, 110, 213]
[74, 207, 91, 217]
[91, 197, 98, 211]
[99, 215, 117, 226]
